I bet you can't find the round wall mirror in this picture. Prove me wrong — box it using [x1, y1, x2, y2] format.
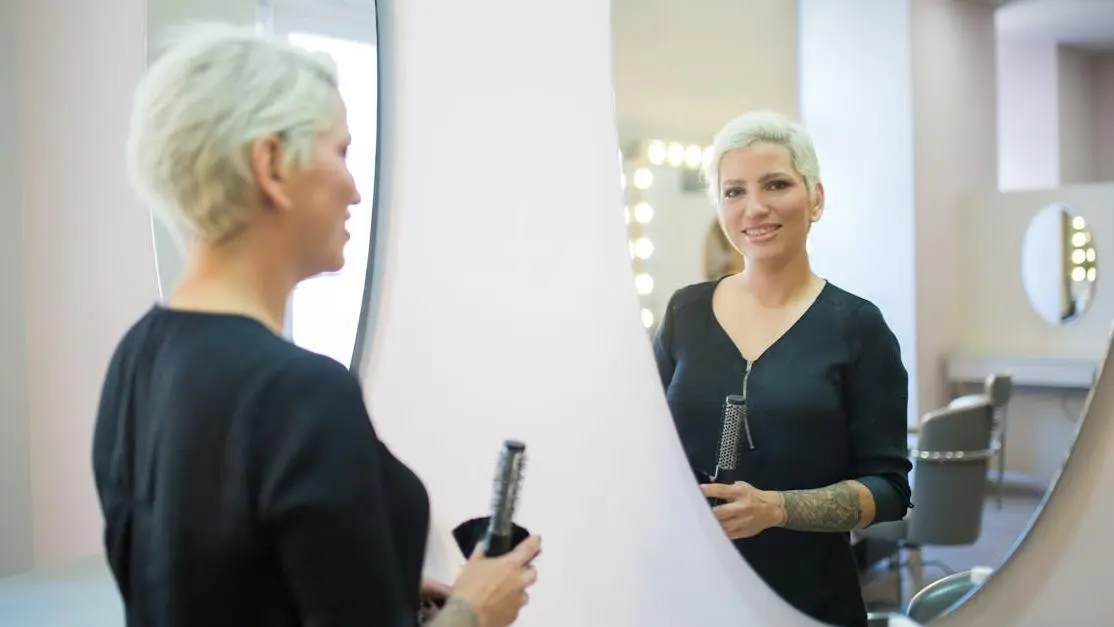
[1020, 203, 1097, 325]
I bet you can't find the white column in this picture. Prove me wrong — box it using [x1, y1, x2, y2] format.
[911, 0, 998, 416]
[798, 0, 919, 423]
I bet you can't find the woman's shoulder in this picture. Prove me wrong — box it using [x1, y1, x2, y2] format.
[817, 281, 888, 325]
[815, 282, 899, 352]
[665, 279, 719, 311]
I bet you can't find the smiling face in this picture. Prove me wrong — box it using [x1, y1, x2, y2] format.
[715, 141, 823, 267]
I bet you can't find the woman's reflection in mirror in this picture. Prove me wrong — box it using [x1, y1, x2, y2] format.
[652, 110, 912, 627]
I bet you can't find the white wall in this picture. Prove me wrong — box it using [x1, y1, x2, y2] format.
[960, 184, 1114, 360]
[0, 0, 34, 578]
[1058, 46, 1100, 185]
[611, 0, 797, 141]
[957, 184, 1112, 485]
[997, 36, 1060, 191]
[1097, 54, 1114, 181]
[9, 0, 256, 573]
[798, 0, 919, 423]
[16, 0, 156, 568]
[998, 40, 1114, 191]
[912, 0, 999, 417]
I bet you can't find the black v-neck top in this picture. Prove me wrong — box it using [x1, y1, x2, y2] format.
[653, 278, 912, 627]
[92, 307, 430, 627]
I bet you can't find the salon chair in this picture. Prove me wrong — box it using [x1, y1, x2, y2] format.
[903, 566, 993, 623]
[947, 372, 1013, 509]
[858, 400, 997, 610]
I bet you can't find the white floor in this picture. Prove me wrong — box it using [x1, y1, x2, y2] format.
[0, 555, 122, 627]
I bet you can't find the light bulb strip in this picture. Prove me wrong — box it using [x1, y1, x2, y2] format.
[623, 154, 655, 307]
[640, 138, 713, 170]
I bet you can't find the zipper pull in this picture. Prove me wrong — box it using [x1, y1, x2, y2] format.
[741, 362, 755, 449]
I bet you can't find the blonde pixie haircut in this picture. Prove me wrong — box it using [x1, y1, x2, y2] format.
[126, 22, 340, 244]
[702, 110, 822, 204]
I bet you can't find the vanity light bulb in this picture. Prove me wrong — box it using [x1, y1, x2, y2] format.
[620, 173, 627, 191]
[640, 308, 655, 328]
[1071, 266, 1086, 282]
[633, 202, 654, 224]
[1087, 248, 1096, 262]
[633, 167, 654, 190]
[1072, 249, 1086, 264]
[635, 273, 654, 295]
[667, 143, 685, 167]
[1072, 215, 1086, 230]
[633, 237, 655, 259]
[647, 140, 667, 165]
[1088, 267, 1097, 282]
[685, 145, 703, 168]
[1071, 231, 1088, 247]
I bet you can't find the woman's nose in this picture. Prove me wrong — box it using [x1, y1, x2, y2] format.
[743, 193, 769, 216]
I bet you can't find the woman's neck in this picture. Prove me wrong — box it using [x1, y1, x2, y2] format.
[169, 234, 297, 334]
[738, 252, 816, 308]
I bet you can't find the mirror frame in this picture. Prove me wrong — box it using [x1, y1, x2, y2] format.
[348, 0, 387, 375]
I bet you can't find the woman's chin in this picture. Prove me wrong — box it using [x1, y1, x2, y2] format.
[327, 255, 346, 273]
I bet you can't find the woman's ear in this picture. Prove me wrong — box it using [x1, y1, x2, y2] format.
[810, 181, 825, 222]
[250, 134, 293, 212]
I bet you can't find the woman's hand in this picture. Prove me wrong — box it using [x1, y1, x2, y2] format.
[449, 536, 542, 627]
[700, 481, 783, 540]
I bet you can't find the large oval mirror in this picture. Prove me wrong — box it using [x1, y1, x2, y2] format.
[150, 1, 381, 371]
[1020, 203, 1097, 325]
[612, 2, 1070, 625]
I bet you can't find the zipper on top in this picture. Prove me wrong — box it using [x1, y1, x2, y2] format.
[741, 361, 755, 449]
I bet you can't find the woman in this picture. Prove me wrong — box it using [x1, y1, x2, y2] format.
[652, 110, 911, 627]
[91, 23, 539, 627]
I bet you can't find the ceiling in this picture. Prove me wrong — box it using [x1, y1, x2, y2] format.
[610, 0, 798, 142]
[997, 0, 1114, 50]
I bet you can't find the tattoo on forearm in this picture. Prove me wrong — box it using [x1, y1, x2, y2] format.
[779, 481, 864, 532]
[427, 597, 479, 627]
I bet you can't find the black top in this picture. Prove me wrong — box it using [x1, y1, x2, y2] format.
[92, 307, 430, 627]
[653, 278, 912, 627]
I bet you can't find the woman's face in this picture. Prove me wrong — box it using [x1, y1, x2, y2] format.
[715, 142, 822, 267]
[263, 92, 361, 279]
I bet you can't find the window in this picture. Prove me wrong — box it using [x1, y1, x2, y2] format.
[283, 31, 378, 368]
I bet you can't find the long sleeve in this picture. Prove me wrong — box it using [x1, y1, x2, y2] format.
[844, 302, 913, 525]
[254, 357, 415, 627]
